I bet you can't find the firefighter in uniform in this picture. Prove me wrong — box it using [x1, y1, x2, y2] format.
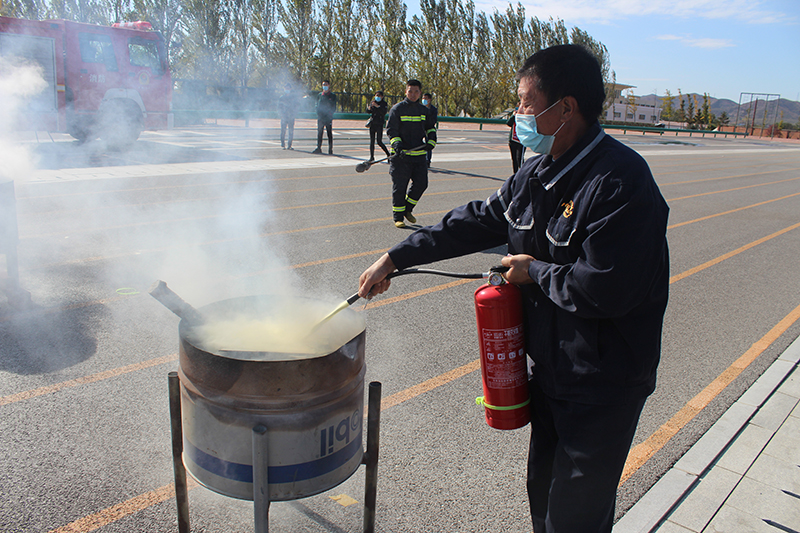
[386, 79, 437, 228]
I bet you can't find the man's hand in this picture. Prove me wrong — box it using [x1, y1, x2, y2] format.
[500, 254, 535, 285]
[359, 253, 397, 299]
[424, 143, 434, 152]
[392, 141, 404, 153]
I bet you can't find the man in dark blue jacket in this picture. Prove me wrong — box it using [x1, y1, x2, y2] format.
[358, 45, 669, 532]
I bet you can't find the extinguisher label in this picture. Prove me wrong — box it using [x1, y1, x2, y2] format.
[481, 326, 527, 389]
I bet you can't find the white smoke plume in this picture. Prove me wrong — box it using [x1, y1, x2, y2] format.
[0, 57, 46, 181]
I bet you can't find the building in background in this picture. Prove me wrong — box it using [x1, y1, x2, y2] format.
[603, 83, 662, 125]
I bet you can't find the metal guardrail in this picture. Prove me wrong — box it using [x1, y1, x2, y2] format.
[602, 124, 748, 138]
[173, 109, 748, 138]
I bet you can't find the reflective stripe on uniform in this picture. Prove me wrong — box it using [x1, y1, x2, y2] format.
[405, 196, 418, 206]
[400, 115, 426, 122]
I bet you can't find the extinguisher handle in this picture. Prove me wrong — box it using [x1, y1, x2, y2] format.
[346, 265, 511, 307]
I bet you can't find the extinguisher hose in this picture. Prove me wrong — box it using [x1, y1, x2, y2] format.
[345, 265, 509, 306]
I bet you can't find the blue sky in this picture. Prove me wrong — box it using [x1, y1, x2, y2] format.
[417, 0, 800, 103]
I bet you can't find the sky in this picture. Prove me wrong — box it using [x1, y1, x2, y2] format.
[415, 0, 800, 103]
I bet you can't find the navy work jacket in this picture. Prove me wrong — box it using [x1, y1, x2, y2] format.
[388, 122, 670, 404]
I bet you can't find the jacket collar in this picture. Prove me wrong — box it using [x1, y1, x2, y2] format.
[533, 121, 605, 191]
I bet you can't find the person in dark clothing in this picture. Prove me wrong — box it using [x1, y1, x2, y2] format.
[312, 80, 337, 154]
[278, 83, 296, 150]
[366, 91, 390, 161]
[358, 45, 669, 532]
[507, 107, 525, 172]
[422, 92, 438, 167]
[385, 79, 437, 228]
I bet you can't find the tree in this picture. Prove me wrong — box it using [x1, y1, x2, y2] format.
[489, 4, 532, 113]
[624, 89, 636, 122]
[1, 0, 43, 18]
[177, 0, 231, 82]
[661, 89, 675, 121]
[372, 0, 407, 96]
[14, 0, 613, 118]
[676, 89, 686, 124]
[249, 0, 279, 85]
[277, 0, 316, 83]
[701, 93, 711, 129]
[132, 0, 183, 65]
[228, 0, 257, 88]
[691, 94, 701, 127]
[686, 95, 695, 128]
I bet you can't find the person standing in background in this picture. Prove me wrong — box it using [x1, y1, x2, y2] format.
[278, 83, 296, 150]
[367, 91, 390, 161]
[508, 107, 525, 172]
[386, 79, 437, 228]
[313, 80, 337, 154]
[422, 92, 438, 167]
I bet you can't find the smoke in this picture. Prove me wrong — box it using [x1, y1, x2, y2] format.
[0, 57, 46, 181]
[0, 43, 352, 369]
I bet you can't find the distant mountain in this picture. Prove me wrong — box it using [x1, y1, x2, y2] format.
[639, 94, 800, 126]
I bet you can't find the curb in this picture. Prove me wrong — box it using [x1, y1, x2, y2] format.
[613, 334, 800, 533]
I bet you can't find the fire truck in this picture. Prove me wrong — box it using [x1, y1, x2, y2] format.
[0, 16, 173, 147]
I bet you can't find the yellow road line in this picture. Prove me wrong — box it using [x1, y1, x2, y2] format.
[381, 359, 483, 411]
[0, 355, 177, 407]
[658, 166, 800, 185]
[668, 192, 800, 230]
[665, 175, 800, 202]
[670, 221, 800, 284]
[48, 479, 198, 533]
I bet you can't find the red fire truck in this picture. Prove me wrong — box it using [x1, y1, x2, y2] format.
[0, 16, 173, 147]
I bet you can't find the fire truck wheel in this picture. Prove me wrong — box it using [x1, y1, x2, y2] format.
[69, 128, 90, 144]
[97, 99, 144, 150]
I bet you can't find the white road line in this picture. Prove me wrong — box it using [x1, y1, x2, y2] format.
[23, 145, 800, 184]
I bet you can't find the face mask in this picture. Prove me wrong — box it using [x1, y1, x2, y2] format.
[515, 99, 564, 154]
[375, 96, 381, 102]
[322, 85, 329, 92]
[421, 99, 429, 106]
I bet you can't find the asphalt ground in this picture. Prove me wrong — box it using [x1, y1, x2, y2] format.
[2, 121, 800, 532]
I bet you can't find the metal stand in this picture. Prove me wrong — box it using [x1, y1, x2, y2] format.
[168, 372, 191, 533]
[0, 180, 32, 310]
[362, 381, 382, 533]
[169, 373, 382, 533]
[252, 425, 270, 533]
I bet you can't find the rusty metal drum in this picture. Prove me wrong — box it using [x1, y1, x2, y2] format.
[177, 295, 366, 501]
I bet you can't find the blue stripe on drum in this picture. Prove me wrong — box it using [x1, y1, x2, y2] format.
[185, 432, 362, 484]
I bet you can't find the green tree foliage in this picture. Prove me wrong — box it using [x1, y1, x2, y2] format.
[132, 0, 182, 64]
[661, 89, 675, 121]
[676, 89, 686, 123]
[276, 0, 315, 82]
[8, 0, 613, 117]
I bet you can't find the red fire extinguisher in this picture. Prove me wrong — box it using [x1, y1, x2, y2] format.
[474, 271, 531, 430]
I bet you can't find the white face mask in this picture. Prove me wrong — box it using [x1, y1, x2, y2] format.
[515, 99, 563, 154]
